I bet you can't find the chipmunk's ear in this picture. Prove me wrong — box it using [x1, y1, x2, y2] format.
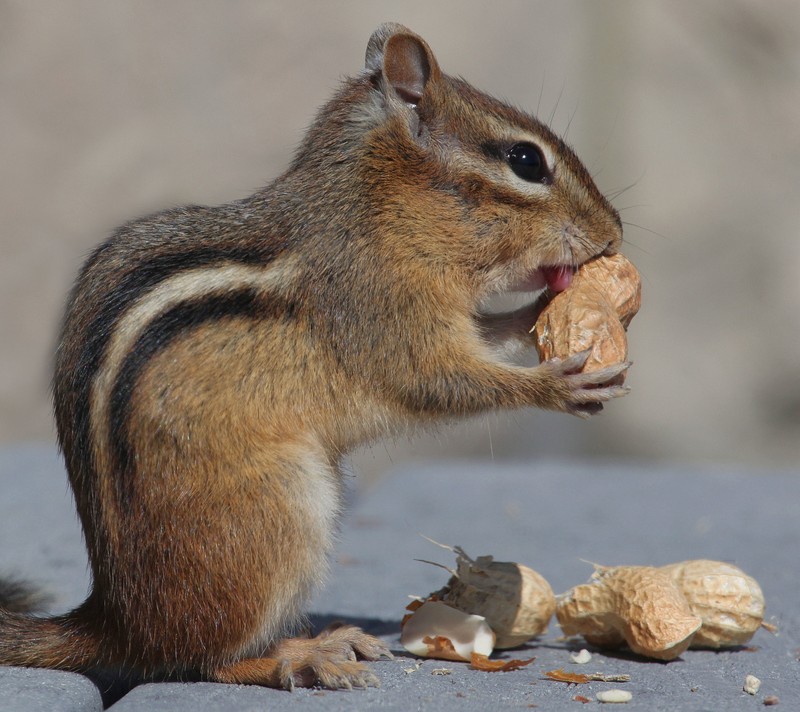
[366, 23, 441, 107]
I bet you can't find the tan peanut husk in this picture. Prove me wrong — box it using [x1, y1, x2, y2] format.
[431, 549, 556, 649]
[659, 559, 765, 648]
[554, 577, 625, 649]
[557, 565, 702, 661]
[534, 253, 641, 379]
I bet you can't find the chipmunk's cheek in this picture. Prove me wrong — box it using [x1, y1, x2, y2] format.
[508, 270, 546, 293]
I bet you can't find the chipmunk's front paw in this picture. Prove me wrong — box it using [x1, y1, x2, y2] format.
[541, 350, 631, 418]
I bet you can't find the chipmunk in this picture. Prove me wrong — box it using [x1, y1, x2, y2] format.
[0, 23, 628, 689]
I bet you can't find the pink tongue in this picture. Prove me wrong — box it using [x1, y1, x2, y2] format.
[542, 265, 574, 292]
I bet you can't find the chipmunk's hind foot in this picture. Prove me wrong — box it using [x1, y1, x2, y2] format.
[210, 624, 392, 690]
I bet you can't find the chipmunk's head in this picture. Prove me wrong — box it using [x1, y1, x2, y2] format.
[360, 23, 622, 299]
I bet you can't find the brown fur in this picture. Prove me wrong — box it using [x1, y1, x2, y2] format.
[1, 23, 628, 688]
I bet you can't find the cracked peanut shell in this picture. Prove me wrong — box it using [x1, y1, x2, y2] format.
[432, 550, 556, 649]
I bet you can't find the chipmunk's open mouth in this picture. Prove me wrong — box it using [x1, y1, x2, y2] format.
[508, 265, 576, 294]
[539, 265, 575, 292]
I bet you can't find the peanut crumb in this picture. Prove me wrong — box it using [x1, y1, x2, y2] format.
[744, 674, 762, 695]
[596, 689, 632, 703]
[570, 649, 592, 664]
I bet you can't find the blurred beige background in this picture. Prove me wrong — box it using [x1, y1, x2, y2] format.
[1, 1, 798, 477]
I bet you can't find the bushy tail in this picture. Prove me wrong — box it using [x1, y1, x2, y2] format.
[0, 577, 52, 614]
[0, 580, 103, 671]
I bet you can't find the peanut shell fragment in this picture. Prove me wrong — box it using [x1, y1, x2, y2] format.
[469, 652, 535, 672]
[400, 600, 495, 661]
[429, 547, 556, 649]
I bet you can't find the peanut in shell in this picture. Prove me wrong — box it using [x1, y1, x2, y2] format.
[556, 560, 767, 660]
[659, 559, 765, 648]
[557, 565, 702, 661]
[533, 253, 641, 378]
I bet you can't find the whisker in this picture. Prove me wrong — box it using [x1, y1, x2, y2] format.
[596, 108, 621, 163]
[548, 81, 566, 126]
[607, 166, 650, 200]
[616, 203, 650, 213]
[617, 239, 653, 257]
[621, 221, 670, 241]
[606, 182, 640, 201]
[536, 71, 546, 117]
[563, 102, 580, 141]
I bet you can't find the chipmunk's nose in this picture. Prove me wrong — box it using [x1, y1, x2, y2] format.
[602, 239, 620, 256]
[560, 222, 586, 245]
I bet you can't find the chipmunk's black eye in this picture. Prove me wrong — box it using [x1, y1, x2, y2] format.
[506, 142, 548, 183]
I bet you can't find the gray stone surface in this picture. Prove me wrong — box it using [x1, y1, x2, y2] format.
[0, 667, 102, 712]
[1, 444, 799, 710]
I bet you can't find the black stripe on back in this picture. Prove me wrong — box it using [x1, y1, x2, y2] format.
[67, 244, 278, 494]
[108, 287, 291, 508]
